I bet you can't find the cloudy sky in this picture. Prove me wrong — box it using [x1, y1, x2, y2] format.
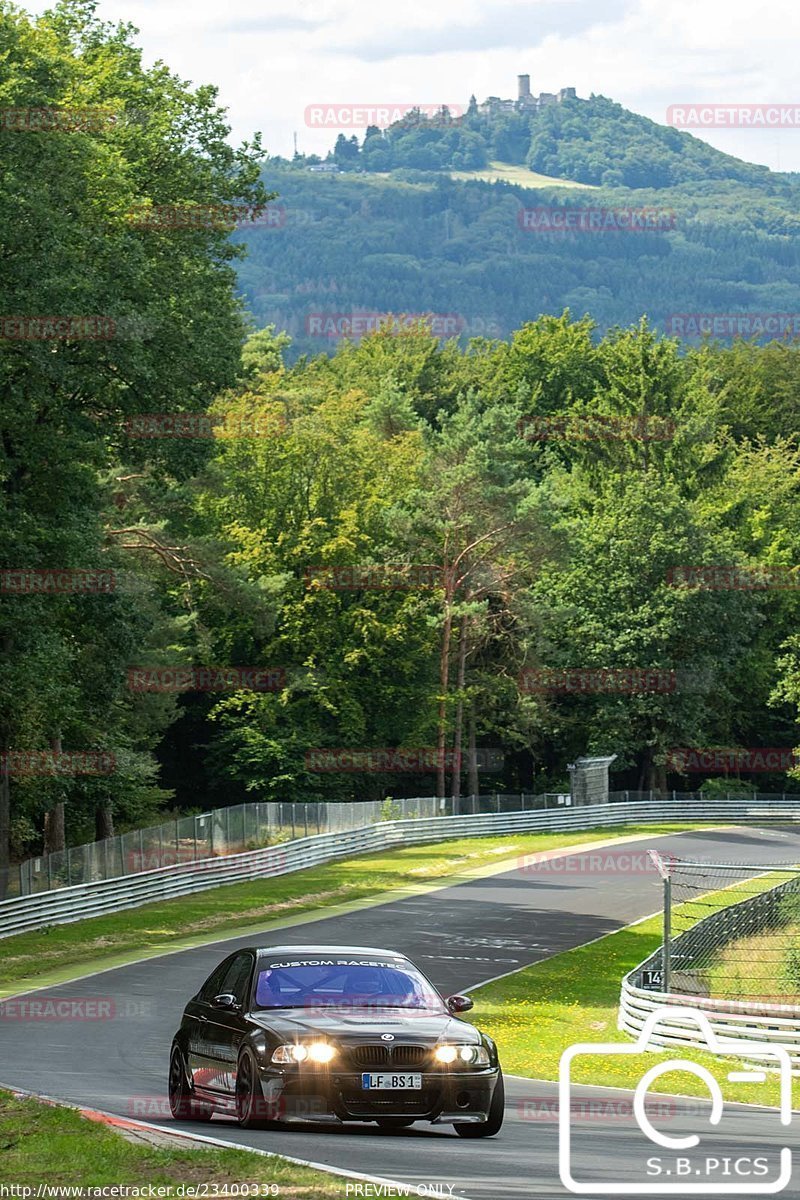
[27, 0, 800, 171]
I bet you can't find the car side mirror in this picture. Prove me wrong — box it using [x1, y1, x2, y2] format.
[446, 994, 474, 1014]
[211, 993, 240, 1010]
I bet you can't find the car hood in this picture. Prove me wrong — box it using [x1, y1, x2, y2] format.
[247, 1008, 478, 1043]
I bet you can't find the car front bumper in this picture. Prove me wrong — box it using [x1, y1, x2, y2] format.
[257, 1065, 499, 1124]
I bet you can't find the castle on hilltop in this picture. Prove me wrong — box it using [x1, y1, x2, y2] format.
[476, 76, 577, 117]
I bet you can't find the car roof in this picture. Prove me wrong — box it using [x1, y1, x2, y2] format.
[247, 945, 410, 959]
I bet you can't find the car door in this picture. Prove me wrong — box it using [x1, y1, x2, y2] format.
[186, 958, 232, 1092]
[204, 952, 255, 1095]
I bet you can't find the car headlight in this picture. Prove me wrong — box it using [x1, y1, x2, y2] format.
[434, 1044, 490, 1066]
[271, 1042, 337, 1065]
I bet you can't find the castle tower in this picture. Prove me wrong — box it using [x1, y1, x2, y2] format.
[518, 74, 531, 102]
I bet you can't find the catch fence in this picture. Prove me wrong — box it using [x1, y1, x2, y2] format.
[14, 793, 554, 897]
[5, 793, 800, 940]
[621, 853, 800, 1066]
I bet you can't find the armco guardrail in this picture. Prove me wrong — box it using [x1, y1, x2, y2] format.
[619, 972, 800, 1068]
[3, 796, 800, 941]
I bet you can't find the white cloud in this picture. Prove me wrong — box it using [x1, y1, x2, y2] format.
[21, 0, 800, 170]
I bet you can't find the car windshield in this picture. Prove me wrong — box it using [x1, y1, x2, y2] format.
[253, 960, 445, 1011]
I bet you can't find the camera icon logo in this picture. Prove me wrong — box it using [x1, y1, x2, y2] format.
[559, 1005, 792, 1194]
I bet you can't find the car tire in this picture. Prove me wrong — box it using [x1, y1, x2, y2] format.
[376, 1117, 416, 1129]
[169, 1045, 213, 1122]
[453, 1069, 505, 1138]
[236, 1047, 278, 1129]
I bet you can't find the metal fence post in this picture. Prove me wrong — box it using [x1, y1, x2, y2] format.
[66, 847, 72, 887]
[663, 873, 672, 995]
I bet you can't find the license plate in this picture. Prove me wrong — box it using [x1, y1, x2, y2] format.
[361, 1072, 422, 1090]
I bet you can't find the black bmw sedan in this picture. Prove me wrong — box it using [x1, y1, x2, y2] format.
[169, 944, 504, 1137]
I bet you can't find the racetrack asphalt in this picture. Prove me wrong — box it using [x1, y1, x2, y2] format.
[2, 824, 800, 1200]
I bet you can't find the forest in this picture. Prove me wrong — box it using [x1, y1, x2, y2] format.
[235, 164, 800, 362]
[2, 1, 800, 893]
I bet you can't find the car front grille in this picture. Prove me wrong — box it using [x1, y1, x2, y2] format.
[349, 1044, 430, 1069]
[350, 1044, 389, 1068]
[337, 1086, 440, 1118]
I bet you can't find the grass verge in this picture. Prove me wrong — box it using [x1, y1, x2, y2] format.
[0, 823, 713, 996]
[0, 1088, 343, 1193]
[472, 873, 800, 1108]
[704, 922, 800, 999]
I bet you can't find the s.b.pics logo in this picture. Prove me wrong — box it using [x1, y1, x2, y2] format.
[559, 1007, 792, 1194]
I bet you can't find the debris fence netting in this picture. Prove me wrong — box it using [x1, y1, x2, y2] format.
[656, 854, 800, 1002]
